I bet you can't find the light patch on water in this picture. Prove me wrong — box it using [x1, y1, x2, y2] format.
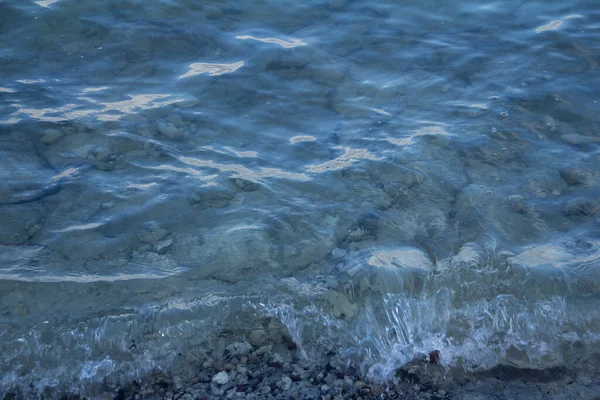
[306, 146, 383, 172]
[226, 223, 265, 233]
[536, 20, 562, 33]
[290, 135, 316, 143]
[8, 93, 184, 123]
[52, 167, 80, 180]
[0, 87, 15, 93]
[81, 86, 110, 93]
[510, 241, 600, 269]
[127, 182, 159, 190]
[53, 222, 104, 233]
[34, 0, 61, 7]
[236, 35, 306, 48]
[79, 94, 183, 116]
[150, 164, 215, 180]
[535, 15, 582, 33]
[386, 125, 451, 146]
[179, 61, 244, 78]
[222, 146, 258, 158]
[371, 108, 391, 116]
[0, 270, 187, 283]
[176, 154, 310, 181]
[367, 248, 433, 271]
[15, 79, 46, 84]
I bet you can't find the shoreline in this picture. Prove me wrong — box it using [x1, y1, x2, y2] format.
[5, 337, 599, 400]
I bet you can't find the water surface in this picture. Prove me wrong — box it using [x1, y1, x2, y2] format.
[1, 0, 600, 394]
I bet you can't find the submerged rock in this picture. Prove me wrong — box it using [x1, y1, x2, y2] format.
[137, 221, 170, 244]
[230, 177, 260, 192]
[564, 198, 599, 216]
[41, 128, 64, 144]
[188, 187, 235, 209]
[156, 120, 185, 140]
[0, 203, 45, 245]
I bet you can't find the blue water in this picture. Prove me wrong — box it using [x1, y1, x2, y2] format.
[1, 0, 600, 395]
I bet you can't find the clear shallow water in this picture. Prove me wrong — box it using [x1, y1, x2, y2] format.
[1, 0, 600, 394]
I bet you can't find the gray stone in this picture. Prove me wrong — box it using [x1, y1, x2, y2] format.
[154, 237, 174, 254]
[212, 371, 229, 385]
[280, 376, 293, 391]
[508, 194, 527, 214]
[226, 341, 254, 357]
[230, 177, 260, 192]
[137, 221, 170, 244]
[260, 385, 271, 395]
[564, 198, 598, 216]
[331, 248, 347, 260]
[559, 168, 591, 186]
[188, 188, 234, 209]
[41, 129, 64, 144]
[0, 203, 45, 245]
[92, 146, 111, 162]
[300, 387, 321, 399]
[157, 120, 185, 140]
[249, 329, 267, 347]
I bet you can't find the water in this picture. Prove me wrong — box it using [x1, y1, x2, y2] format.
[1, 0, 600, 394]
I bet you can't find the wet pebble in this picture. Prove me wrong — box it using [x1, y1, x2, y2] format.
[212, 371, 229, 385]
[154, 237, 174, 254]
[279, 376, 292, 390]
[137, 221, 170, 244]
[157, 120, 185, 140]
[188, 187, 235, 209]
[564, 198, 599, 216]
[230, 177, 260, 192]
[508, 194, 527, 214]
[41, 129, 64, 144]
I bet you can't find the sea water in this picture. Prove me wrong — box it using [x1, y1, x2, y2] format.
[1, 0, 599, 394]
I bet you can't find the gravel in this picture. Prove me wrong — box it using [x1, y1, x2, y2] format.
[3, 332, 599, 400]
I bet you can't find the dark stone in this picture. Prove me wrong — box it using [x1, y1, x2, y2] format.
[230, 178, 260, 192]
[429, 350, 441, 364]
[564, 198, 598, 216]
[188, 188, 234, 209]
[248, 357, 261, 365]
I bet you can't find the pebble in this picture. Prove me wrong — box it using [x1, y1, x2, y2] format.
[331, 248, 347, 260]
[137, 221, 170, 244]
[41, 129, 64, 144]
[93, 146, 111, 162]
[564, 198, 598, 216]
[226, 341, 254, 357]
[188, 188, 234, 209]
[280, 376, 292, 391]
[157, 120, 185, 140]
[224, 363, 235, 371]
[249, 329, 267, 347]
[508, 194, 527, 214]
[154, 237, 174, 254]
[212, 371, 229, 385]
[372, 385, 386, 395]
[230, 177, 260, 192]
[19, 332, 597, 400]
[260, 385, 271, 395]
